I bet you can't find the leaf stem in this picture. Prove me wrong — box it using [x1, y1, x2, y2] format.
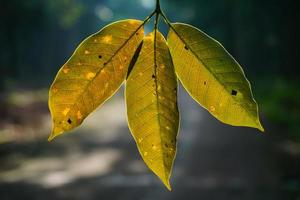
[143, 0, 176, 31]
[154, 12, 160, 31]
[159, 10, 175, 30]
[143, 10, 156, 25]
[155, 0, 161, 13]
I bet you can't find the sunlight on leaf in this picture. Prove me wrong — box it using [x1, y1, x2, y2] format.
[167, 23, 264, 131]
[126, 31, 179, 190]
[48, 0, 265, 191]
[48, 19, 144, 141]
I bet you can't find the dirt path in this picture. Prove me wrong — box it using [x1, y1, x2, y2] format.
[0, 88, 292, 200]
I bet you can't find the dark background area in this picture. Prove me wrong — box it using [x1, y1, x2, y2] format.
[0, 0, 299, 199]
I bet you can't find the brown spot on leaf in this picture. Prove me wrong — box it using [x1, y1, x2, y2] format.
[231, 90, 238, 96]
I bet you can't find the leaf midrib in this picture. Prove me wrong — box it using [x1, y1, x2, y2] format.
[153, 31, 170, 181]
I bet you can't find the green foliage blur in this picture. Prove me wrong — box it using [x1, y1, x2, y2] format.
[0, 0, 299, 140]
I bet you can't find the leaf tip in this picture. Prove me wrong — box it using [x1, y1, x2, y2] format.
[48, 133, 57, 142]
[257, 122, 265, 133]
[163, 179, 172, 191]
[255, 118, 265, 133]
[154, 169, 172, 191]
[48, 126, 64, 142]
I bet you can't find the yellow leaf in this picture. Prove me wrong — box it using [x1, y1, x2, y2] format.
[126, 31, 179, 190]
[167, 23, 264, 131]
[48, 19, 144, 141]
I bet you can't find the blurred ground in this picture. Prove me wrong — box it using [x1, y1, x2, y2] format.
[0, 87, 299, 200]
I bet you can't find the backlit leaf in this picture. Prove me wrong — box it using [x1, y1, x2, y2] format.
[167, 23, 264, 131]
[48, 19, 144, 140]
[126, 31, 179, 190]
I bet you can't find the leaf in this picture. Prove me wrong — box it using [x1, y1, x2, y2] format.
[167, 23, 264, 131]
[126, 31, 179, 190]
[48, 19, 144, 141]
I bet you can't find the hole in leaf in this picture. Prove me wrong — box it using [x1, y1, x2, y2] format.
[184, 45, 189, 50]
[152, 75, 156, 78]
[67, 118, 72, 124]
[204, 81, 207, 85]
[98, 55, 102, 59]
[231, 90, 238, 96]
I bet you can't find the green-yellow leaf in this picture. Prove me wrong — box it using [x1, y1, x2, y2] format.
[167, 23, 264, 131]
[48, 19, 144, 141]
[126, 31, 179, 190]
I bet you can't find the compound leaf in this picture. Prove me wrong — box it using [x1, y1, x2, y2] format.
[167, 23, 263, 131]
[126, 31, 179, 190]
[49, 19, 144, 140]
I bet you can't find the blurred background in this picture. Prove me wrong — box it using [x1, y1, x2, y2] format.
[0, 0, 299, 199]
